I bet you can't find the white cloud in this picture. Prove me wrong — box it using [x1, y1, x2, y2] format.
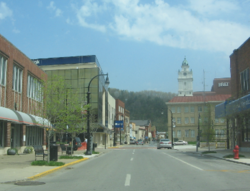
[74, 0, 106, 32]
[0, 2, 12, 20]
[74, 0, 250, 55]
[47, 1, 62, 17]
[188, 0, 240, 15]
[12, 28, 20, 33]
[109, 0, 250, 55]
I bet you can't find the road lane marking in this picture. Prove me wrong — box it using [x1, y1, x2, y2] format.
[131, 158, 133, 161]
[125, 174, 131, 186]
[163, 153, 203, 171]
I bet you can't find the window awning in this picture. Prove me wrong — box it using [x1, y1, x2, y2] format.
[0, 107, 21, 124]
[0, 106, 51, 127]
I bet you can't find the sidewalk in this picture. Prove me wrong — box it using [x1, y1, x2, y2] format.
[176, 146, 250, 166]
[0, 148, 110, 184]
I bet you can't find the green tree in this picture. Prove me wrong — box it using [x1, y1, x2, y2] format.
[200, 103, 215, 151]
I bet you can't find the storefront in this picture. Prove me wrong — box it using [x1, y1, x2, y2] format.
[0, 106, 50, 155]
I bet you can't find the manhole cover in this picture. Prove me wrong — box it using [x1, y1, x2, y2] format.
[15, 181, 45, 186]
[65, 167, 73, 170]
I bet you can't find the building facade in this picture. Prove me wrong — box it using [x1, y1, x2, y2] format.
[215, 37, 250, 151]
[178, 58, 193, 96]
[115, 99, 125, 144]
[0, 34, 47, 155]
[34, 55, 111, 148]
[167, 95, 231, 143]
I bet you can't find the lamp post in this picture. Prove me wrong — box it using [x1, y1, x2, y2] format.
[86, 73, 110, 155]
[168, 109, 174, 148]
[196, 113, 201, 152]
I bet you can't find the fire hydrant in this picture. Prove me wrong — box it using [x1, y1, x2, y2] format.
[233, 145, 239, 159]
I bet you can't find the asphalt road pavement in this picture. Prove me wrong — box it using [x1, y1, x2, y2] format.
[1, 143, 250, 191]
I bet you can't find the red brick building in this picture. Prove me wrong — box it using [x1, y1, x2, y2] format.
[0, 34, 47, 155]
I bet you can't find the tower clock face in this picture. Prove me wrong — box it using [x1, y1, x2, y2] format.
[183, 72, 187, 76]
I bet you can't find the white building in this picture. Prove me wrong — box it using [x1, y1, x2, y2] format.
[178, 57, 193, 96]
[108, 92, 116, 147]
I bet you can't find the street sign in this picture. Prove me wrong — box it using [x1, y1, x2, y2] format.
[114, 120, 123, 128]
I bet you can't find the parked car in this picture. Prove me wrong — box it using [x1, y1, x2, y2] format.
[157, 139, 172, 149]
[174, 140, 188, 145]
[136, 140, 144, 145]
[130, 139, 136, 144]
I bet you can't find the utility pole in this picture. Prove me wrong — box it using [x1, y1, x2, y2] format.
[196, 113, 200, 152]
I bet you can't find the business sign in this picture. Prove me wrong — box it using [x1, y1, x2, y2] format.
[114, 120, 123, 128]
[218, 82, 229, 87]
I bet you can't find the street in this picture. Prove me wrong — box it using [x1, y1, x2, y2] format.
[1, 143, 250, 191]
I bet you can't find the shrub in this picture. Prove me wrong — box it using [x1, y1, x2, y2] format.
[59, 155, 83, 159]
[31, 160, 65, 166]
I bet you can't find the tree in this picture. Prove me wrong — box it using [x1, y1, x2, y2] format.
[36, 75, 87, 161]
[200, 103, 215, 151]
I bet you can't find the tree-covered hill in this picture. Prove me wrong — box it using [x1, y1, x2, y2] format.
[108, 88, 177, 132]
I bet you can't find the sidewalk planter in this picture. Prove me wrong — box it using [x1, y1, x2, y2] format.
[7, 148, 17, 155]
[23, 147, 33, 154]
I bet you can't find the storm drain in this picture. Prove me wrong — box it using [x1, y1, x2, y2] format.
[15, 181, 45, 186]
[65, 167, 73, 170]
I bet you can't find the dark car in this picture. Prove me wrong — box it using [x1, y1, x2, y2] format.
[136, 140, 144, 145]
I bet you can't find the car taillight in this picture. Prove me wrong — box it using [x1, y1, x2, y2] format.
[168, 142, 171, 144]
[160, 142, 163, 144]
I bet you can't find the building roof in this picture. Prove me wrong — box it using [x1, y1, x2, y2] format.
[182, 57, 189, 66]
[168, 94, 231, 103]
[31, 55, 100, 67]
[130, 120, 150, 126]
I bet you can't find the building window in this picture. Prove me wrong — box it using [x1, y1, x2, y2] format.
[198, 106, 202, 112]
[220, 118, 225, 123]
[171, 107, 175, 113]
[204, 117, 208, 123]
[0, 55, 7, 86]
[27, 75, 42, 102]
[185, 117, 189, 124]
[12, 65, 23, 93]
[215, 118, 219, 123]
[177, 130, 181, 137]
[191, 130, 195, 137]
[190, 106, 194, 112]
[177, 107, 181, 113]
[185, 130, 189, 137]
[190, 117, 195, 123]
[177, 117, 181, 124]
[204, 106, 208, 112]
[185, 107, 189, 113]
[240, 68, 249, 92]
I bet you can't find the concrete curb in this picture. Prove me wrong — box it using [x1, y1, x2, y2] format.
[28, 158, 89, 180]
[182, 151, 250, 167]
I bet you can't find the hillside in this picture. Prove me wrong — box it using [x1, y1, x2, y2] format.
[109, 88, 177, 131]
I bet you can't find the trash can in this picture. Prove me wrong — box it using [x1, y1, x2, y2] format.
[50, 142, 58, 161]
[92, 143, 97, 152]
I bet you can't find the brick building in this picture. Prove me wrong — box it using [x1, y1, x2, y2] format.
[115, 99, 125, 144]
[0, 34, 48, 155]
[215, 37, 250, 151]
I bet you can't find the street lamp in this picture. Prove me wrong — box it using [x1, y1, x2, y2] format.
[86, 73, 110, 155]
[196, 113, 201, 152]
[168, 109, 174, 148]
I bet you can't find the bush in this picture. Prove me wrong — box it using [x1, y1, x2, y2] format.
[31, 160, 65, 166]
[223, 154, 245, 158]
[202, 151, 217, 154]
[84, 151, 99, 154]
[23, 147, 33, 154]
[59, 155, 83, 159]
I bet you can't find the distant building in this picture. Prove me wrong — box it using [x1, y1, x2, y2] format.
[167, 95, 231, 142]
[194, 78, 231, 96]
[130, 120, 151, 140]
[178, 57, 193, 96]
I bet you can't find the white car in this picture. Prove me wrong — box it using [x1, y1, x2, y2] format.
[157, 139, 172, 149]
[174, 140, 188, 145]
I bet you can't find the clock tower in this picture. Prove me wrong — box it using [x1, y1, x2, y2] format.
[178, 57, 193, 96]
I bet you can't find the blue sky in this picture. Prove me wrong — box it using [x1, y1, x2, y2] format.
[0, 0, 250, 93]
